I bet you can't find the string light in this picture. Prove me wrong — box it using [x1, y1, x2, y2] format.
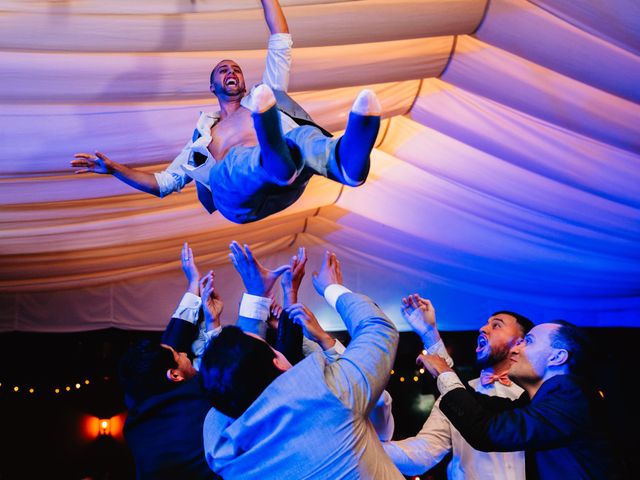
[1, 376, 105, 397]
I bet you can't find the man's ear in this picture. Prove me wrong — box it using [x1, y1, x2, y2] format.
[549, 348, 569, 367]
[272, 355, 291, 372]
[166, 368, 185, 383]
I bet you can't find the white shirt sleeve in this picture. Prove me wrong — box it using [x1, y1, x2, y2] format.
[170, 292, 202, 324]
[383, 397, 454, 475]
[192, 324, 223, 371]
[426, 339, 455, 368]
[370, 390, 395, 442]
[437, 371, 465, 395]
[262, 33, 293, 91]
[155, 140, 193, 197]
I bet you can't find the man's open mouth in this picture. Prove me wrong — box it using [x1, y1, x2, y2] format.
[225, 78, 238, 87]
[476, 335, 488, 352]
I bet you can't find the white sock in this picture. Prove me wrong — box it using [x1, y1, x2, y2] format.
[351, 89, 382, 116]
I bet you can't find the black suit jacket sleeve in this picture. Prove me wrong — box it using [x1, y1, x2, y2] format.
[439, 376, 591, 452]
[161, 317, 199, 354]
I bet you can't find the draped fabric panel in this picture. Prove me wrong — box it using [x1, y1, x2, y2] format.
[1, 0, 639, 332]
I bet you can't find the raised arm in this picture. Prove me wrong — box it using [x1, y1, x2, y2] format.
[160, 243, 203, 353]
[228, 240, 289, 338]
[310, 251, 399, 414]
[261, 0, 289, 34]
[383, 400, 454, 475]
[71, 151, 161, 196]
[402, 294, 453, 367]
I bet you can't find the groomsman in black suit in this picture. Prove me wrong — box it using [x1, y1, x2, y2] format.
[418, 320, 624, 480]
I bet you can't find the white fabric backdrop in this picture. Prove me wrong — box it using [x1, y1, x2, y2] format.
[1, 0, 638, 332]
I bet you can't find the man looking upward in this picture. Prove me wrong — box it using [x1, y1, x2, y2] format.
[72, 0, 381, 224]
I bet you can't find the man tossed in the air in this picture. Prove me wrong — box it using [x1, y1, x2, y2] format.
[72, 0, 380, 224]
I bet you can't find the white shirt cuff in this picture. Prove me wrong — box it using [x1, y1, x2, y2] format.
[171, 292, 202, 324]
[238, 293, 272, 321]
[426, 339, 454, 368]
[204, 325, 222, 341]
[322, 338, 346, 361]
[332, 338, 346, 355]
[437, 371, 465, 395]
[324, 284, 351, 310]
[154, 170, 179, 198]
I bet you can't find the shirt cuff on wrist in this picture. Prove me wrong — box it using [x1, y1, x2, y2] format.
[171, 292, 202, 324]
[426, 339, 454, 368]
[324, 284, 351, 310]
[437, 371, 465, 395]
[238, 293, 272, 321]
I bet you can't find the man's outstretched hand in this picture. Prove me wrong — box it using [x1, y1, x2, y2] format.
[286, 303, 335, 351]
[181, 242, 201, 295]
[312, 251, 343, 296]
[229, 241, 289, 297]
[71, 152, 115, 174]
[401, 294, 441, 347]
[200, 271, 223, 330]
[416, 353, 453, 379]
[281, 246, 307, 307]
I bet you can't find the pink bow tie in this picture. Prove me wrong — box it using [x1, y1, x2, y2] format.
[480, 371, 512, 387]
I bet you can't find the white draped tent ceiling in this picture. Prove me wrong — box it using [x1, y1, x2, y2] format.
[1, 0, 639, 332]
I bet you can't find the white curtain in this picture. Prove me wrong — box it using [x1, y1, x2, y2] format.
[1, 0, 639, 332]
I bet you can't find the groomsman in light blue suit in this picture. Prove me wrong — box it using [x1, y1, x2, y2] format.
[200, 246, 404, 479]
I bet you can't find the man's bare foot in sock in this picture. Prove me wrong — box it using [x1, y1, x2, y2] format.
[335, 89, 381, 186]
[351, 89, 382, 117]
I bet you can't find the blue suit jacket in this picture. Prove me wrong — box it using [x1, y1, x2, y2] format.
[203, 292, 404, 479]
[440, 374, 622, 479]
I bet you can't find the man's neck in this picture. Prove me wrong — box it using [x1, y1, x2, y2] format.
[482, 357, 510, 376]
[521, 379, 544, 399]
[218, 96, 244, 119]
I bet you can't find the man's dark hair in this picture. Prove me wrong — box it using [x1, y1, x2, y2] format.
[200, 326, 283, 419]
[548, 319, 593, 377]
[118, 339, 178, 404]
[492, 310, 534, 336]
